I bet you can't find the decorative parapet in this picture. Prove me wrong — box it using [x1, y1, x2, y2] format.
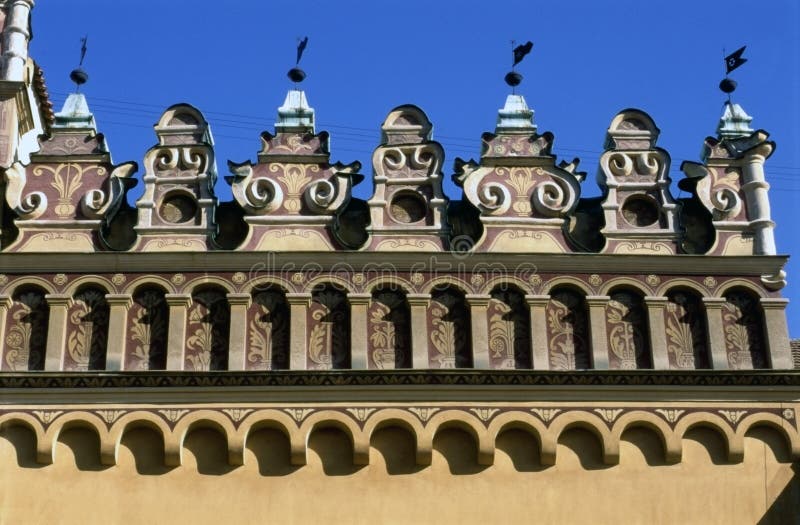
[131, 104, 218, 251]
[598, 109, 680, 254]
[454, 94, 583, 253]
[363, 105, 450, 251]
[227, 90, 362, 251]
[3, 92, 137, 252]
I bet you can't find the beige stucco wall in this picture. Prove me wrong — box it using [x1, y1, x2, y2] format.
[1, 424, 797, 524]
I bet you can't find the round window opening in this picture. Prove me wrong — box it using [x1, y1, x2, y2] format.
[621, 195, 659, 227]
[160, 193, 198, 224]
[390, 193, 426, 224]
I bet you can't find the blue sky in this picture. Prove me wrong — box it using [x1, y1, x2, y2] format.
[30, 1, 799, 334]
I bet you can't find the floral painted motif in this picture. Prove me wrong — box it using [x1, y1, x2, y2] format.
[368, 290, 410, 369]
[606, 291, 650, 369]
[428, 290, 470, 368]
[488, 289, 530, 369]
[127, 288, 168, 370]
[186, 290, 230, 371]
[722, 290, 766, 369]
[546, 289, 590, 370]
[248, 290, 289, 370]
[665, 291, 709, 369]
[4, 289, 48, 371]
[65, 288, 109, 371]
[308, 287, 349, 369]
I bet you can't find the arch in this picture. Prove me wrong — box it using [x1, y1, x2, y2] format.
[428, 287, 472, 368]
[600, 277, 651, 296]
[546, 285, 591, 370]
[656, 278, 707, 298]
[170, 410, 237, 468]
[304, 275, 352, 295]
[43, 411, 109, 465]
[299, 410, 368, 465]
[248, 288, 290, 370]
[243, 275, 294, 294]
[3, 284, 49, 371]
[184, 276, 235, 295]
[108, 411, 172, 467]
[234, 409, 298, 467]
[363, 276, 415, 296]
[549, 411, 617, 465]
[720, 287, 767, 369]
[185, 285, 230, 371]
[421, 276, 471, 295]
[66, 285, 111, 371]
[606, 286, 651, 369]
[0, 413, 46, 462]
[674, 412, 741, 462]
[157, 103, 208, 128]
[368, 287, 411, 369]
[541, 276, 592, 296]
[487, 411, 553, 465]
[480, 276, 533, 296]
[487, 286, 531, 369]
[610, 411, 680, 463]
[64, 276, 113, 296]
[425, 410, 492, 465]
[736, 413, 800, 460]
[663, 287, 710, 369]
[5, 277, 56, 296]
[126, 285, 169, 370]
[308, 285, 350, 369]
[123, 276, 175, 296]
[715, 279, 767, 299]
[363, 409, 426, 465]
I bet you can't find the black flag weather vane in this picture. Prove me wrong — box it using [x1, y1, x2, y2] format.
[288, 37, 309, 84]
[719, 45, 747, 101]
[69, 35, 89, 91]
[505, 40, 533, 93]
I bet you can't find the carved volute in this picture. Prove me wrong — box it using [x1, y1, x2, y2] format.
[3, 92, 136, 252]
[227, 90, 362, 251]
[598, 109, 680, 254]
[132, 104, 218, 251]
[454, 94, 583, 253]
[363, 105, 450, 251]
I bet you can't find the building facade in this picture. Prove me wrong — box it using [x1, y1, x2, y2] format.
[0, 3, 798, 523]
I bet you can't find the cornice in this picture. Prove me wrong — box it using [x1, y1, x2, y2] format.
[0, 252, 787, 276]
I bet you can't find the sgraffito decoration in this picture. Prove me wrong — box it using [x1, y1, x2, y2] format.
[665, 290, 709, 369]
[308, 286, 350, 369]
[606, 290, 650, 369]
[65, 287, 109, 371]
[247, 290, 290, 370]
[367, 289, 410, 369]
[487, 288, 531, 369]
[3, 287, 48, 371]
[722, 290, 766, 369]
[126, 287, 168, 370]
[428, 289, 471, 368]
[185, 289, 230, 371]
[546, 288, 590, 370]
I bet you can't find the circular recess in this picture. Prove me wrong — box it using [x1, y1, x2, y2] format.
[160, 193, 198, 224]
[389, 193, 426, 223]
[621, 195, 659, 227]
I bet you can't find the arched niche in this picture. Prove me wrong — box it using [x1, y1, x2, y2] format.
[721, 288, 767, 369]
[3, 285, 49, 371]
[664, 288, 709, 369]
[368, 287, 411, 369]
[65, 285, 110, 371]
[546, 286, 591, 370]
[308, 285, 350, 369]
[126, 285, 169, 370]
[247, 288, 290, 370]
[186, 286, 230, 371]
[487, 286, 531, 369]
[606, 287, 651, 369]
[428, 288, 471, 368]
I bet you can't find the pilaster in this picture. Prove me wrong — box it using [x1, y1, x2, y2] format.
[702, 297, 729, 370]
[105, 294, 132, 371]
[44, 294, 73, 371]
[586, 296, 610, 370]
[286, 293, 312, 370]
[466, 294, 491, 369]
[760, 298, 791, 369]
[645, 296, 670, 370]
[226, 293, 252, 371]
[406, 294, 431, 368]
[525, 295, 550, 370]
[164, 294, 192, 370]
[0, 295, 13, 370]
[348, 293, 371, 369]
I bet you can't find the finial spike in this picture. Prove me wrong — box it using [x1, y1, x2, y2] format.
[69, 35, 89, 93]
[288, 37, 309, 84]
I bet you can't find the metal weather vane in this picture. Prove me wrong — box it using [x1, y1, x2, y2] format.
[719, 45, 747, 102]
[69, 35, 89, 92]
[288, 36, 309, 84]
[505, 40, 533, 93]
